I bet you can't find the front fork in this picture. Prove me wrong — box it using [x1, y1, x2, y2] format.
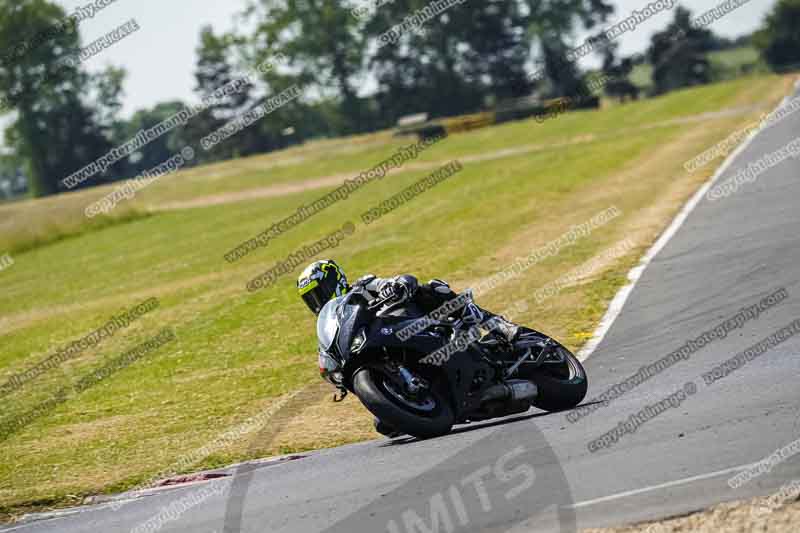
[384, 359, 430, 399]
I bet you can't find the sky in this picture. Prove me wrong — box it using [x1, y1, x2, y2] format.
[37, 0, 783, 117]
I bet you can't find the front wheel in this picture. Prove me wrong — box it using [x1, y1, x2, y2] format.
[522, 345, 588, 412]
[353, 367, 454, 440]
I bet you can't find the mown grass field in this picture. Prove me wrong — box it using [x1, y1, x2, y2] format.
[0, 73, 795, 520]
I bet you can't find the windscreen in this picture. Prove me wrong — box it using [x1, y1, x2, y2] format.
[316, 296, 343, 352]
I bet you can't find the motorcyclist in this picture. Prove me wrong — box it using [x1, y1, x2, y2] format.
[297, 259, 456, 316]
[297, 259, 520, 436]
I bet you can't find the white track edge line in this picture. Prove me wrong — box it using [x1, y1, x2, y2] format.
[568, 462, 758, 509]
[576, 93, 789, 362]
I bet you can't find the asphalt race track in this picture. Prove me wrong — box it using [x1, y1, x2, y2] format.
[6, 84, 800, 533]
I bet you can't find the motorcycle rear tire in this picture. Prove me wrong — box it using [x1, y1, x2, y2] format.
[523, 346, 588, 412]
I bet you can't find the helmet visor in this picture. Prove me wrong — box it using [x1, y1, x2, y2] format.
[301, 288, 327, 315]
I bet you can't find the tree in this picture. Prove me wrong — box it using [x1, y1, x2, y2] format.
[647, 6, 715, 95]
[0, 0, 121, 196]
[231, 0, 620, 133]
[88, 65, 127, 152]
[525, 0, 615, 98]
[366, 0, 524, 121]
[116, 101, 190, 176]
[245, 0, 368, 133]
[599, 38, 640, 102]
[195, 26, 254, 122]
[539, 38, 588, 98]
[461, 2, 533, 102]
[187, 26, 268, 163]
[753, 0, 800, 71]
[367, 0, 593, 120]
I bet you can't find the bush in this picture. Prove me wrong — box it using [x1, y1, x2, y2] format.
[754, 0, 800, 71]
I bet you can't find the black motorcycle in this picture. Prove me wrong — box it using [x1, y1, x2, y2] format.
[317, 287, 588, 439]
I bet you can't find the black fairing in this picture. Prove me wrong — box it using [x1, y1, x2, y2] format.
[326, 289, 500, 418]
[333, 290, 445, 373]
[322, 289, 572, 419]
[334, 292, 366, 362]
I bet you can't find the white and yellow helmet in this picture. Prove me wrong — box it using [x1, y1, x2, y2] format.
[297, 259, 349, 314]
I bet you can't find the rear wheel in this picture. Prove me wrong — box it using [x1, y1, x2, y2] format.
[521, 345, 588, 412]
[353, 367, 454, 439]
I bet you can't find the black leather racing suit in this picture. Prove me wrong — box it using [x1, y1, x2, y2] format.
[352, 274, 520, 341]
[352, 274, 458, 314]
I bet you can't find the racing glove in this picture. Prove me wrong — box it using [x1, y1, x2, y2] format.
[379, 275, 418, 304]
